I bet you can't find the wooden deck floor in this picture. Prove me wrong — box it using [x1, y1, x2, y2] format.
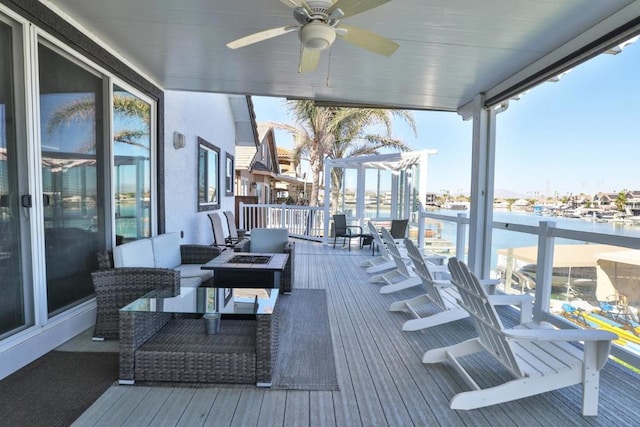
[73, 239, 640, 426]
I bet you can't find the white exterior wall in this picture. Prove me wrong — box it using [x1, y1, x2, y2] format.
[164, 91, 237, 245]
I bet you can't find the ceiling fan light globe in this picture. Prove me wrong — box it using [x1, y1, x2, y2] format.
[299, 21, 335, 50]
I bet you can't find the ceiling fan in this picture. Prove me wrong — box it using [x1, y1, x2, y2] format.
[226, 0, 398, 73]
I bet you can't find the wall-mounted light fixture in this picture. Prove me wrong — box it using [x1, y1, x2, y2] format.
[251, 182, 257, 189]
[173, 131, 186, 149]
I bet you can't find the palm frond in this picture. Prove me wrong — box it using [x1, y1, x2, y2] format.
[114, 130, 149, 149]
[46, 97, 97, 135]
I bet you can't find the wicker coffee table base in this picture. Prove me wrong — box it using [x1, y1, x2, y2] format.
[119, 299, 279, 386]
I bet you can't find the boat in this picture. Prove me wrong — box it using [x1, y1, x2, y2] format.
[496, 244, 620, 299]
[444, 201, 469, 210]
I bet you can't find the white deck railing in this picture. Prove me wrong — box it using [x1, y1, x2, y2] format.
[420, 209, 640, 367]
[238, 202, 640, 367]
[238, 203, 325, 242]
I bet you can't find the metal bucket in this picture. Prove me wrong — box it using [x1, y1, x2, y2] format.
[203, 313, 221, 334]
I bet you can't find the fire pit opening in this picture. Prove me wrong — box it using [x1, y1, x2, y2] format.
[228, 255, 272, 264]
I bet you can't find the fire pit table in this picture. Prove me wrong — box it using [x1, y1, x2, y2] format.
[201, 251, 289, 291]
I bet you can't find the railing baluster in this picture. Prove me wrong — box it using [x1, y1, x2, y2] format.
[237, 203, 324, 242]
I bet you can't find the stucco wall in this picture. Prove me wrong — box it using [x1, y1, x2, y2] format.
[164, 91, 236, 245]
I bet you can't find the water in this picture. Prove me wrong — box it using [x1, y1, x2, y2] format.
[429, 209, 640, 270]
[115, 202, 150, 239]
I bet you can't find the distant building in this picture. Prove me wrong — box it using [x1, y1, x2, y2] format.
[593, 192, 620, 210]
[236, 125, 307, 205]
[625, 191, 640, 216]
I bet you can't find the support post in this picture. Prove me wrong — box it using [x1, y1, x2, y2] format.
[357, 162, 366, 227]
[461, 94, 500, 279]
[323, 158, 332, 245]
[418, 208, 425, 249]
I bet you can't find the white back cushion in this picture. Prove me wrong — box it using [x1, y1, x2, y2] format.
[250, 228, 288, 253]
[151, 232, 182, 268]
[113, 239, 154, 268]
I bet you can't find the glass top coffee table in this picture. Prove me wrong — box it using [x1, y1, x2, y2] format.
[120, 286, 278, 316]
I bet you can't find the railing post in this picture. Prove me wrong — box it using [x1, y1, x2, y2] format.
[281, 203, 286, 231]
[306, 207, 313, 237]
[239, 202, 245, 231]
[456, 213, 467, 261]
[533, 221, 555, 323]
[418, 208, 425, 248]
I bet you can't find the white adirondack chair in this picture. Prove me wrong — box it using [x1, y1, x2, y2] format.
[360, 222, 399, 274]
[390, 239, 510, 331]
[423, 257, 617, 416]
[389, 239, 468, 330]
[371, 228, 447, 294]
[362, 222, 445, 275]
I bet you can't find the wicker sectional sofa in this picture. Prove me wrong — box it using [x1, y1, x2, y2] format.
[91, 233, 221, 340]
[113, 232, 221, 287]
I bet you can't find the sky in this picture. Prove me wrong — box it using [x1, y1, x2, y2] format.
[252, 40, 639, 199]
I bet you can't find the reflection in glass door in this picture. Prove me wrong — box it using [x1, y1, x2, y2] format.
[113, 85, 151, 243]
[0, 18, 33, 338]
[38, 43, 104, 316]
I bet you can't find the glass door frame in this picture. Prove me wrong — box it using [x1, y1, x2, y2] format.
[0, 9, 35, 340]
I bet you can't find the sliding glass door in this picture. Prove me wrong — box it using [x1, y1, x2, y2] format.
[0, 16, 33, 338]
[0, 12, 158, 334]
[38, 43, 104, 315]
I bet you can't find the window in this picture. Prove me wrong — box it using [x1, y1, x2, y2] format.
[225, 153, 234, 196]
[240, 177, 248, 196]
[198, 137, 219, 211]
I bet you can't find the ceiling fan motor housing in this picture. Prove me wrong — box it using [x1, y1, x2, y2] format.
[299, 21, 336, 50]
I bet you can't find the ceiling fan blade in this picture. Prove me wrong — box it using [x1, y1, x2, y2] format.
[227, 26, 298, 49]
[298, 48, 321, 73]
[329, 0, 391, 19]
[280, 0, 312, 12]
[337, 25, 398, 56]
[280, 0, 301, 7]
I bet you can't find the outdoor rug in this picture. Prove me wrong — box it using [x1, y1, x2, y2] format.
[272, 288, 339, 390]
[0, 351, 119, 427]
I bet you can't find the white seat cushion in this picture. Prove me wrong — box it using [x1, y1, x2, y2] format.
[180, 277, 202, 288]
[151, 233, 182, 269]
[250, 228, 288, 253]
[176, 264, 213, 281]
[113, 239, 154, 268]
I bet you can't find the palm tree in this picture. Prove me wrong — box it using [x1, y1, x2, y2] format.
[267, 100, 416, 206]
[615, 189, 629, 212]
